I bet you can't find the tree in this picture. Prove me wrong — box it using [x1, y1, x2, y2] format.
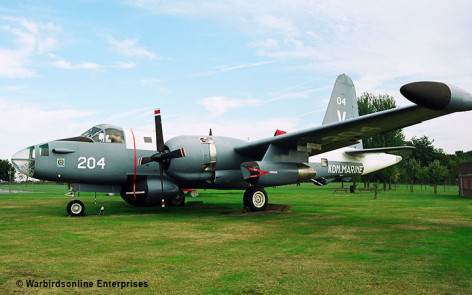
[372, 183, 380, 199]
[426, 160, 448, 194]
[447, 150, 470, 182]
[0, 160, 14, 182]
[402, 158, 421, 192]
[358, 92, 405, 148]
[358, 92, 406, 190]
[407, 136, 441, 166]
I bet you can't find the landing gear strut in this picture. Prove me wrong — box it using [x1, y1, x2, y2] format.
[66, 185, 85, 216]
[243, 186, 268, 211]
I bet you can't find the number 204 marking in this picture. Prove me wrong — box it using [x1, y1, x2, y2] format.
[78, 157, 105, 170]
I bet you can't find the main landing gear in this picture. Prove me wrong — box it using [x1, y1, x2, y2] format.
[166, 191, 186, 206]
[243, 186, 268, 211]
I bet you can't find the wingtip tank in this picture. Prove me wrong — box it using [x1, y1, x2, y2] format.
[400, 81, 472, 112]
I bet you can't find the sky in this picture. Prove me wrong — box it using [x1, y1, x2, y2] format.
[1, 0, 472, 160]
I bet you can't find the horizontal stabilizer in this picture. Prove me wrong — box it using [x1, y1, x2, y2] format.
[344, 146, 415, 156]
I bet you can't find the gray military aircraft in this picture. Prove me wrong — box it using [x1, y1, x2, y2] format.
[11, 74, 472, 216]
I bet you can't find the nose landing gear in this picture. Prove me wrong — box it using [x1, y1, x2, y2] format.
[66, 185, 85, 216]
[67, 200, 85, 216]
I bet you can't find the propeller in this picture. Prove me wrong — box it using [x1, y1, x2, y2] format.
[139, 109, 186, 166]
[138, 109, 186, 207]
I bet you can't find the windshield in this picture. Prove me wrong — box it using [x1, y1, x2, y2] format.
[81, 127, 104, 142]
[80, 125, 125, 143]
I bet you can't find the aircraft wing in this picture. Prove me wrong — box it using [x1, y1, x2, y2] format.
[235, 81, 472, 159]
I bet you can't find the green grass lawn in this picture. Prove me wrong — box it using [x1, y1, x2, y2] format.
[1, 183, 471, 294]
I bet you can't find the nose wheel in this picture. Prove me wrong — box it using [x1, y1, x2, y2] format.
[67, 200, 85, 216]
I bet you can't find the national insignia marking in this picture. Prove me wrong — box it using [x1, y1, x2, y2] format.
[57, 158, 65, 167]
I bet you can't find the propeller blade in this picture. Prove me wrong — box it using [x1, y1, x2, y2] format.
[138, 157, 153, 166]
[154, 109, 165, 153]
[151, 148, 186, 163]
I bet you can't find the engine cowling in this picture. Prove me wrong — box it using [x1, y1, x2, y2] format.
[163, 136, 217, 184]
[163, 135, 251, 187]
[120, 176, 179, 206]
[240, 161, 316, 186]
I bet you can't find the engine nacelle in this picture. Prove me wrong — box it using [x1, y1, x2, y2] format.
[120, 176, 179, 206]
[163, 135, 252, 187]
[240, 161, 316, 186]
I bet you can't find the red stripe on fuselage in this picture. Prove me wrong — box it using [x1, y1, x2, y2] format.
[130, 129, 137, 202]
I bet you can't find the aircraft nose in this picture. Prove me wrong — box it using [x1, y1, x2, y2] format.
[395, 155, 402, 164]
[11, 146, 36, 177]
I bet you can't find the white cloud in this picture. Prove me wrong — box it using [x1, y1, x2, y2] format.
[105, 107, 151, 122]
[111, 61, 136, 69]
[48, 54, 136, 70]
[191, 60, 278, 77]
[0, 16, 61, 78]
[107, 37, 159, 59]
[268, 87, 328, 102]
[199, 96, 261, 116]
[50, 56, 101, 70]
[0, 48, 34, 77]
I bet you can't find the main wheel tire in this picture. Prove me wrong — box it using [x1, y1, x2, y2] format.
[67, 200, 85, 216]
[167, 192, 186, 206]
[243, 186, 268, 211]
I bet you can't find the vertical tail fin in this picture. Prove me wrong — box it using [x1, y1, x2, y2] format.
[322, 74, 358, 124]
[322, 74, 362, 149]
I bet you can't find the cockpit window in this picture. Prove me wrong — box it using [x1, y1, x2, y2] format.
[81, 127, 104, 142]
[40, 144, 49, 156]
[81, 125, 125, 144]
[105, 128, 125, 143]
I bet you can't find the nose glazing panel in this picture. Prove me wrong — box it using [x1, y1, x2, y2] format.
[11, 146, 36, 177]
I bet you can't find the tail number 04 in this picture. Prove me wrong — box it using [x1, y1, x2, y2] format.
[337, 97, 346, 105]
[78, 157, 105, 170]
[336, 96, 347, 121]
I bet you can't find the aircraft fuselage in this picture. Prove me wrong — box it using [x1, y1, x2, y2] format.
[13, 125, 401, 205]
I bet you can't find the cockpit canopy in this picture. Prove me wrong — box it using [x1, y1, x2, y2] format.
[81, 124, 125, 143]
